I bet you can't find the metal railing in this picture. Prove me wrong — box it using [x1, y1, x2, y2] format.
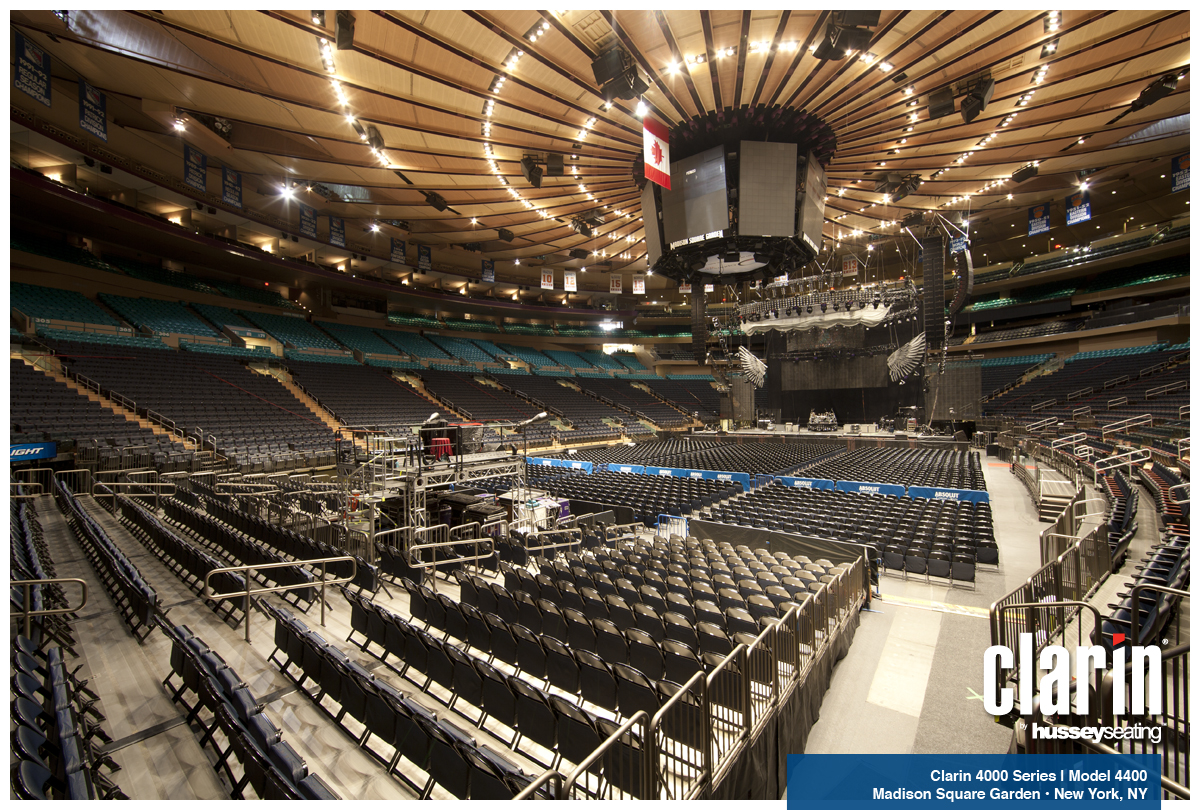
[10, 482, 45, 498]
[1146, 379, 1188, 399]
[1102, 413, 1153, 439]
[1051, 432, 1088, 450]
[1027, 415, 1057, 431]
[1031, 399, 1057, 412]
[10, 577, 88, 638]
[992, 600, 1103, 709]
[1073, 405, 1093, 418]
[1108, 396, 1129, 409]
[1096, 446, 1150, 479]
[1179, 404, 1189, 419]
[202, 555, 356, 642]
[561, 711, 650, 800]
[1103, 374, 1130, 389]
[1067, 386, 1094, 401]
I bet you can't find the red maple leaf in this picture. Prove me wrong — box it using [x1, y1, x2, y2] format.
[650, 139, 664, 165]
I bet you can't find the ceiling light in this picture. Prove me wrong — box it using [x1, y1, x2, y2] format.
[635, 99, 648, 117]
[904, 86, 914, 95]
[173, 119, 186, 131]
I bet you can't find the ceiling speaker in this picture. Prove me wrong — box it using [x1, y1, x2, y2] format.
[928, 87, 956, 119]
[1011, 164, 1039, 184]
[545, 154, 564, 176]
[497, 228, 514, 242]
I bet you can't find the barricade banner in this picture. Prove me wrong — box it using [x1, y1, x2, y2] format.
[777, 476, 836, 490]
[835, 480, 907, 497]
[908, 485, 990, 503]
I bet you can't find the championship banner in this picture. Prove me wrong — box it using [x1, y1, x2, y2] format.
[643, 117, 671, 190]
[14, 33, 51, 107]
[417, 244, 432, 272]
[949, 234, 968, 255]
[1171, 154, 1189, 193]
[1027, 203, 1050, 236]
[704, 283, 714, 292]
[842, 255, 858, 276]
[183, 144, 207, 193]
[564, 270, 577, 292]
[680, 282, 692, 294]
[78, 79, 107, 141]
[1065, 190, 1091, 226]
[481, 258, 495, 282]
[329, 217, 345, 248]
[221, 167, 243, 208]
[299, 203, 318, 239]
[632, 274, 646, 295]
[392, 238, 407, 265]
[610, 274, 623, 294]
[541, 269, 554, 290]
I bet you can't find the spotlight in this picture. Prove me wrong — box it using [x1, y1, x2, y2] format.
[311, 10, 325, 26]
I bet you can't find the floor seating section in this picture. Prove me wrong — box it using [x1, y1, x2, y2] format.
[314, 321, 401, 356]
[287, 360, 437, 432]
[799, 448, 986, 490]
[12, 283, 123, 328]
[239, 311, 341, 351]
[97, 293, 221, 338]
[51, 342, 335, 470]
[534, 470, 744, 526]
[708, 481, 994, 583]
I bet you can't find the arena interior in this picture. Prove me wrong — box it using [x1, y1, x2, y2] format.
[8, 9, 1191, 801]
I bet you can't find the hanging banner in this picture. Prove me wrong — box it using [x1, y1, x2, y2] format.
[481, 258, 495, 283]
[329, 217, 346, 248]
[391, 238, 407, 264]
[680, 282, 692, 294]
[1065, 189, 1091, 226]
[1027, 203, 1050, 236]
[299, 203, 318, 239]
[183, 144, 207, 193]
[632, 274, 646, 295]
[14, 33, 51, 108]
[704, 283, 714, 292]
[643, 117, 671, 190]
[610, 274, 623, 294]
[541, 269, 554, 290]
[1171, 154, 1189, 193]
[949, 234, 967, 255]
[78, 79, 107, 142]
[564, 270, 577, 292]
[842, 255, 858, 276]
[774, 273, 789, 285]
[417, 244, 432, 272]
[221, 167, 243, 208]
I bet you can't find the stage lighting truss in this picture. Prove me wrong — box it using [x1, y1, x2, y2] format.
[736, 278, 918, 331]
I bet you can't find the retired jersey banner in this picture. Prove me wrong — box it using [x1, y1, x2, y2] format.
[1171, 154, 1189, 193]
[329, 217, 345, 248]
[299, 203, 318, 239]
[632, 274, 646, 295]
[541, 269, 554, 290]
[14, 33, 51, 107]
[391, 238, 407, 264]
[221, 167, 243, 208]
[610, 274, 623, 294]
[183, 144, 208, 192]
[1066, 189, 1091, 226]
[417, 244, 432, 272]
[78, 79, 107, 141]
[564, 270, 577, 292]
[842, 255, 859, 276]
[481, 258, 495, 283]
[679, 282, 692, 294]
[643, 117, 671, 190]
[1028, 203, 1050, 236]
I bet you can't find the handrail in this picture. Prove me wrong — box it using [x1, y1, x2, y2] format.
[407, 538, 496, 570]
[1130, 584, 1189, 646]
[1072, 405, 1092, 418]
[1101, 413, 1153, 439]
[522, 527, 582, 556]
[512, 768, 563, 800]
[1031, 399, 1057, 412]
[1051, 432, 1088, 449]
[560, 710, 649, 799]
[1145, 379, 1188, 398]
[10, 577, 88, 638]
[10, 482, 45, 498]
[1107, 396, 1128, 409]
[1096, 446, 1150, 472]
[993, 600, 1103, 707]
[1102, 374, 1130, 389]
[1067, 386, 1093, 401]
[1026, 415, 1057, 431]
[203, 555, 356, 641]
[1180, 404, 1190, 419]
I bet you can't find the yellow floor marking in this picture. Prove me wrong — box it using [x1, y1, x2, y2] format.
[880, 592, 990, 618]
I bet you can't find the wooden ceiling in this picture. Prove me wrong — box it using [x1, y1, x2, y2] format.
[10, 10, 1191, 296]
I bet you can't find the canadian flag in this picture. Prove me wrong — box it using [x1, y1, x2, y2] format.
[643, 118, 671, 190]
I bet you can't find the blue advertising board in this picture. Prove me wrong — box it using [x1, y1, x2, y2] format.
[1065, 189, 1091, 226]
[527, 457, 593, 474]
[78, 79, 107, 141]
[908, 486, 990, 504]
[835, 480, 907, 498]
[11, 442, 57, 462]
[777, 476, 836, 491]
[1171, 153, 1189, 193]
[183, 144, 207, 193]
[607, 464, 645, 474]
[222, 167, 243, 208]
[644, 466, 751, 488]
[14, 33, 51, 107]
[299, 203, 318, 239]
[1027, 203, 1050, 236]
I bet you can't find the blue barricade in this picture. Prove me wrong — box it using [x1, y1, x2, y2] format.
[834, 480, 907, 498]
[776, 476, 837, 491]
[643, 466, 752, 489]
[907, 486, 990, 503]
[607, 463, 645, 474]
[527, 457, 593, 473]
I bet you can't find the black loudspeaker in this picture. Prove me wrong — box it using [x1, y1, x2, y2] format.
[921, 233, 945, 350]
[569, 248, 588, 260]
[1012, 163, 1038, 184]
[546, 154, 564, 176]
[335, 11, 355, 49]
[497, 228, 514, 242]
[928, 87, 956, 119]
[960, 79, 994, 123]
[520, 156, 542, 188]
[841, 10, 881, 27]
[954, 430, 967, 442]
[591, 48, 626, 86]
[837, 26, 872, 53]
[948, 244, 974, 315]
